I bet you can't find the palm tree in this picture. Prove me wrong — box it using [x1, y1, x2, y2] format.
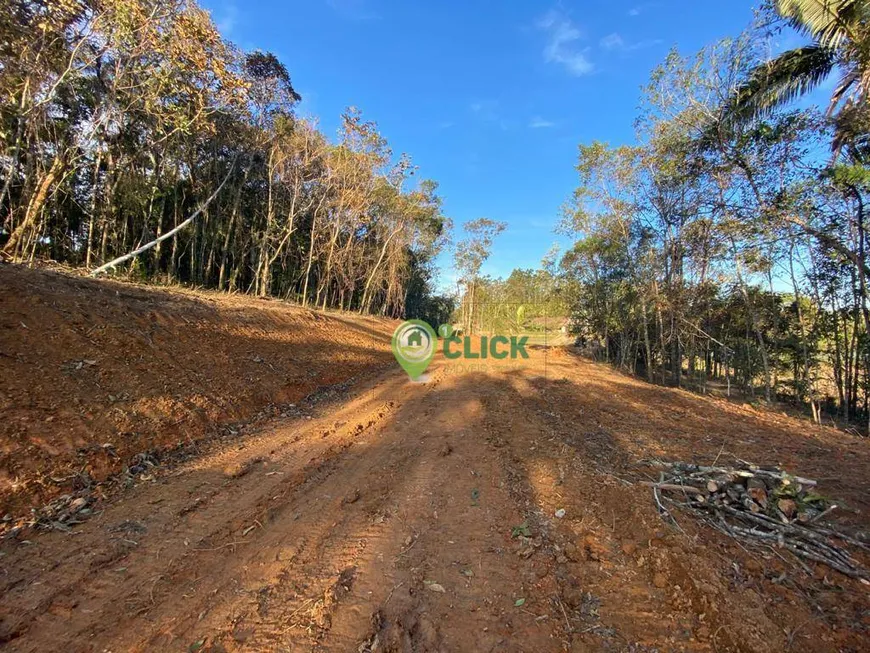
[726, 0, 869, 152]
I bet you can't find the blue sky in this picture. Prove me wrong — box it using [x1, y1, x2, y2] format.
[201, 0, 766, 289]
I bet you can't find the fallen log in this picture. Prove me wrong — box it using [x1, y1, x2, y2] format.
[642, 459, 868, 581]
[640, 481, 703, 495]
[91, 157, 237, 277]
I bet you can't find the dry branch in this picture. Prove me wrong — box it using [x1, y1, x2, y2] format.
[90, 157, 237, 277]
[645, 460, 870, 580]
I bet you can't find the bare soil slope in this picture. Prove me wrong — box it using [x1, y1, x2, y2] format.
[2, 265, 870, 652]
[0, 264, 393, 518]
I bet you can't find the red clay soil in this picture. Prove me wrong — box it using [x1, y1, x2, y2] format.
[0, 264, 394, 519]
[2, 265, 870, 652]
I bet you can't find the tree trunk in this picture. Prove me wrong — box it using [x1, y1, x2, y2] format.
[3, 154, 64, 258]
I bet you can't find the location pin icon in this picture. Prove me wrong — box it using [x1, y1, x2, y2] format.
[392, 320, 437, 380]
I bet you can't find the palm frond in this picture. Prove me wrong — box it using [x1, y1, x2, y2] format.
[831, 99, 870, 161]
[775, 0, 864, 49]
[830, 68, 859, 112]
[726, 45, 836, 123]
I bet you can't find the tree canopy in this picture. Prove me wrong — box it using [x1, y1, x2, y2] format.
[553, 19, 870, 429]
[0, 0, 449, 319]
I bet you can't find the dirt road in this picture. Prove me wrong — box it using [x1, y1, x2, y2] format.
[3, 344, 870, 652]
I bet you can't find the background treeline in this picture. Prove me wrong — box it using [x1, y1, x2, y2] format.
[0, 0, 450, 319]
[555, 1, 870, 429]
[448, 218, 567, 336]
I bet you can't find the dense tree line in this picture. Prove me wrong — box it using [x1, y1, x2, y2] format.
[558, 1, 870, 429]
[452, 268, 568, 336]
[0, 0, 448, 317]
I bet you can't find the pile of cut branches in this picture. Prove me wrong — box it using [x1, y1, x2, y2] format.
[643, 460, 870, 581]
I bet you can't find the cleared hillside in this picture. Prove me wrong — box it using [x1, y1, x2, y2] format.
[0, 264, 395, 518]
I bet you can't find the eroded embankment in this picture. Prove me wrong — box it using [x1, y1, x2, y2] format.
[0, 264, 395, 518]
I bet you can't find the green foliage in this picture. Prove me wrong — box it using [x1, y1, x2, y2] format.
[452, 268, 568, 335]
[727, 46, 836, 122]
[453, 218, 507, 333]
[723, 0, 870, 154]
[404, 252, 455, 326]
[0, 0, 450, 318]
[559, 22, 870, 428]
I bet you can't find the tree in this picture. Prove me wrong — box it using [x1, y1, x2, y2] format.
[0, 0, 451, 321]
[725, 0, 870, 154]
[555, 22, 870, 429]
[454, 218, 506, 334]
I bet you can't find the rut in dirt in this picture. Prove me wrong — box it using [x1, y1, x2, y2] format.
[2, 350, 870, 652]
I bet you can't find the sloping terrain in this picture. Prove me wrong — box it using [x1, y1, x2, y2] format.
[2, 266, 870, 652]
[0, 264, 394, 519]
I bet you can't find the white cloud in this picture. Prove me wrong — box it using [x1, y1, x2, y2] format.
[327, 0, 379, 21]
[214, 1, 238, 36]
[600, 32, 662, 53]
[600, 33, 624, 51]
[632, 38, 663, 51]
[296, 89, 319, 119]
[628, 3, 659, 18]
[470, 100, 497, 121]
[537, 10, 594, 77]
[529, 116, 556, 129]
[470, 101, 514, 130]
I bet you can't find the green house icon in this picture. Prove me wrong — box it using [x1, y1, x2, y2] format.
[407, 330, 424, 347]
